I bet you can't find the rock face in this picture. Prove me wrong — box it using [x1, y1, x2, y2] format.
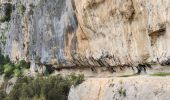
[74, 0, 170, 66]
[68, 76, 170, 100]
[0, 0, 170, 70]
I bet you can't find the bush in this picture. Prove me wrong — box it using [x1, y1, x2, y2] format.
[0, 90, 6, 100]
[118, 87, 126, 97]
[0, 54, 10, 66]
[0, 3, 12, 22]
[0, 54, 11, 75]
[3, 63, 14, 78]
[68, 74, 85, 86]
[0, 80, 7, 100]
[0, 16, 11, 22]
[150, 72, 170, 76]
[0, 52, 30, 78]
[18, 4, 26, 15]
[15, 60, 30, 69]
[13, 68, 22, 77]
[5, 74, 84, 100]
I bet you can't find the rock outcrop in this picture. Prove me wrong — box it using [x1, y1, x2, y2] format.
[68, 76, 170, 100]
[0, 0, 170, 71]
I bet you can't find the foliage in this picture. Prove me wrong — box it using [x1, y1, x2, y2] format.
[0, 54, 10, 65]
[0, 52, 84, 100]
[0, 54, 11, 75]
[0, 90, 7, 100]
[13, 68, 22, 77]
[18, 4, 26, 15]
[150, 72, 170, 76]
[118, 87, 126, 97]
[118, 74, 138, 77]
[0, 33, 7, 45]
[0, 53, 30, 78]
[67, 74, 85, 86]
[0, 16, 10, 22]
[3, 63, 14, 78]
[3, 74, 84, 100]
[0, 81, 7, 100]
[15, 60, 30, 69]
[0, 3, 12, 22]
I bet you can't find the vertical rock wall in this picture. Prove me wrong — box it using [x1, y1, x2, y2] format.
[0, 0, 170, 70]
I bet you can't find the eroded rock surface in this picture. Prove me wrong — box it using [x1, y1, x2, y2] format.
[0, 0, 170, 71]
[68, 76, 170, 100]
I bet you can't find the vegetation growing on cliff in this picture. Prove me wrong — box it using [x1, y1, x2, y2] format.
[18, 4, 26, 15]
[0, 54, 10, 74]
[0, 53, 30, 78]
[0, 3, 12, 22]
[0, 74, 84, 100]
[118, 87, 126, 97]
[0, 51, 84, 100]
[0, 33, 7, 46]
[150, 72, 170, 76]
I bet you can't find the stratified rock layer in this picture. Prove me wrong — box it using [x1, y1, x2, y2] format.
[0, 0, 170, 70]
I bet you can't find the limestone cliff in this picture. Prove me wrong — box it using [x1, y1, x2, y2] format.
[68, 76, 170, 100]
[0, 0, 170, 72]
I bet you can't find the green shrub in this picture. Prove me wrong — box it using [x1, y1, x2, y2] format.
[0, 54, 11, 75]
[150, 72, 170, 76]
[3, 63, 14, 78]
[13, 60, 30, 77]
[0, 32, 8, 46]
[0, 16, 9, 22]
[68, 74, 85, 86]
[0, 90, 6, 100]
[0, 3, 12, 22]
[118, 87, 126, 97]
[18, 4, 26, 15]
[5, 75, 84, 100]
[16, 60, 30, 69]
[0, 52, 30, 78]
[0, 80, 8, 100]
[13, 68, 22, 77]
[0, 54, 10, 66]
